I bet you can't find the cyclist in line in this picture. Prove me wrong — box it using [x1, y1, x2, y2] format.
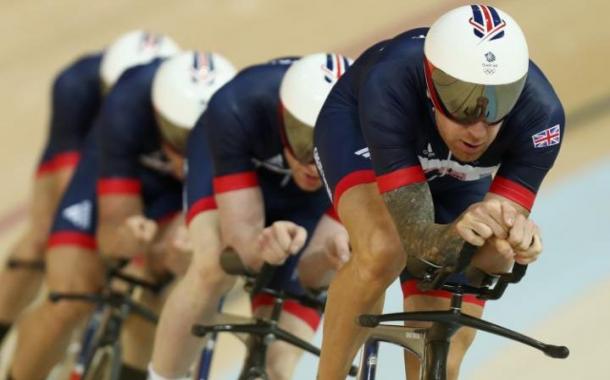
[7, 49, 236, 380]
[0, 31, 177, 344]
[149, 53, 352, 380]
[314, 5, 563, 379]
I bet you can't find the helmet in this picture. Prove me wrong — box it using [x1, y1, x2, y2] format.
[279, 53, 352, 163]
[100, 30, 180, 90]
[424, 5, 529, 124]
[152, 50, 237, 153]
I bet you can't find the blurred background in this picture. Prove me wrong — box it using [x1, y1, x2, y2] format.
[0, 0, 609, 378]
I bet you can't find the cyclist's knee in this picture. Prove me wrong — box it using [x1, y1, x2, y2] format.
[188, 256, 233, 294]
[46, 298, 95, 329]
[352, 226, 405, 284]
[266, 366, 292, 380]
[265, 348, 299, 380]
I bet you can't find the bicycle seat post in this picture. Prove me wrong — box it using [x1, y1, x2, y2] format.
[449, 287, 463, 313]
[270, 294, 284, 324]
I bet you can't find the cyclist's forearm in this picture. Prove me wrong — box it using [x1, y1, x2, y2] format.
[216, 188, 265, 268]
[382, 183, 464, 267]
[298, 249, 336, 289]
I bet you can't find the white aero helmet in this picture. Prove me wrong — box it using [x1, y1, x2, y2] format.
[280, 53, 352, 163]
[152, 50, 236, 153]
[424, 5, 529, 124]
[100, 30, 180, 90]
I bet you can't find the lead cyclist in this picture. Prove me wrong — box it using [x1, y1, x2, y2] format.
[313, 5, 564, 379]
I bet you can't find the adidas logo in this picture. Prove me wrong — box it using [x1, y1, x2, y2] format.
[62, 200, 92, 230]
[354, 147, 371, 159]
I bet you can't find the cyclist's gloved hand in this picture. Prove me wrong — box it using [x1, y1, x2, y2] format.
[258, 221, 307, 265]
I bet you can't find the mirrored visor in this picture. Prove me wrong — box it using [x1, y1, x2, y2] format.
[282, 108, 315, 164]
[155, 112, 190, 155]
[426, 59, 527, 125]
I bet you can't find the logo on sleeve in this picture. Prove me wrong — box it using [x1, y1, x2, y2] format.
[531, 124, 561, 148]
[62, 200, 92, 230]
[314, 147, 333, 201]
[354, 147, 371, 159]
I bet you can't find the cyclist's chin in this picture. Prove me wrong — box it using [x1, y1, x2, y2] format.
[294, 174, 322, 192]
[450, 142, 487, 162]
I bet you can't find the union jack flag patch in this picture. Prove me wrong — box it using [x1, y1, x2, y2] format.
[531, 124, 561, 148]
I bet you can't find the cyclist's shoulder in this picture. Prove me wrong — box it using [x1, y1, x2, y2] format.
[53, 51, 103, 96]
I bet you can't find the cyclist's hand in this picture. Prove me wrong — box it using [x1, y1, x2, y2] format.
[258, 221, 307, 265]
[325, 233, 351, 270]
[455, 199, 516, 246]
[125, 215, 158, 245]
[164, 225, 193, 275]
[491, 237, 515, 260]
[509, 216, 543, 264]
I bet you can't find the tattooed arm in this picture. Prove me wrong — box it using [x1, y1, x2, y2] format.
[383, 183, 464, 268]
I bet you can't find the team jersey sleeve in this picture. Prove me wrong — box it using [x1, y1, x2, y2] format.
[202, 91, 260, 195]
[359, 62, 427, 194]
[184, 119, 217, 225]
[490, 98, 565, 211]
[96, 89, 144, 196]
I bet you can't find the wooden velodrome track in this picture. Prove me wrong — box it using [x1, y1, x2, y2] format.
[1, 0, 609, 378]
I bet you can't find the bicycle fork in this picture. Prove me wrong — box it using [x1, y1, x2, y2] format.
[357, 340, 380, 380]
[69, 306, 105, 380]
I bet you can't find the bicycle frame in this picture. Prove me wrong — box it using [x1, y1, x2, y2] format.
[51, 265, 161, 380]
[357, 291, 569, 380]
[194, 298, 224, 380]
[68, 305, 105, 380]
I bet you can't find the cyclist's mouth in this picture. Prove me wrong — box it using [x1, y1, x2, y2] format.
[460, 140, 484, 153]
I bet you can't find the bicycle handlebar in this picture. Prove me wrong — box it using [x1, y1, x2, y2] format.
[219, 249, 325, 310]
[415, 243, 529, 300]
[6, 258, 45, 271]
[108, 267, 168, 293]
[248, 263, 276, 297]
[48, 290, 158, 323]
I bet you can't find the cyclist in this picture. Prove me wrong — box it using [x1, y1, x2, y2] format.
[149, 53, 352, 380]
[7, 50, 235, 380]
[0, 30, 178, 344]
[314, 5, 563, 379]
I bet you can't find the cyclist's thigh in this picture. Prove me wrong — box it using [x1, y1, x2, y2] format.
[313, 91, 373, 216]
[314, 101, 402, 266]
[45, 146, 104, 292]
[140, 171, 185, 275]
